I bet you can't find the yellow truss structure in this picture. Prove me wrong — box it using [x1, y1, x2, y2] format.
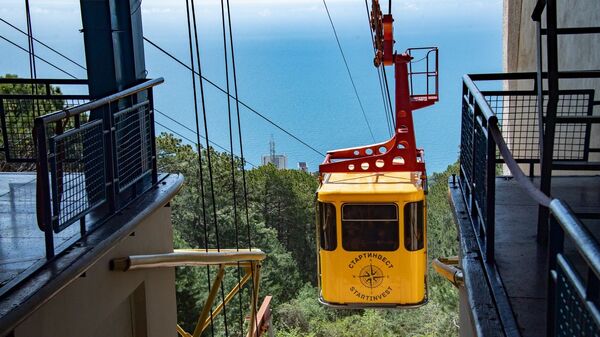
[112, 248, 266, 337]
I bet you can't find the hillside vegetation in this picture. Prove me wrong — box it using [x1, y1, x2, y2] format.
[157, 133, 459, 337]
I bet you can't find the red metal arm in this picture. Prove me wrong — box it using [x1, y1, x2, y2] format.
[319, 2, 438, 176]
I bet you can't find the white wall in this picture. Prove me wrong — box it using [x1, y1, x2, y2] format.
[14, 206, 177, 337]
[503, 0, 600, 174]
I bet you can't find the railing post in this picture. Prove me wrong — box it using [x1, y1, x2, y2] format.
[148, 88, 158, 184]
[460, 82, 467, 185]
[485, 119, 496, 263]
[34, 118, 55, 259]
[48, 138, 59, 232]
[103, 103, 117, 213]
[535, 19, 544, 160]
[0, 99, 9, 158]
[537, 0, 559, 245]
[471, 96, 478, 225]
[546, 213, 563, 337]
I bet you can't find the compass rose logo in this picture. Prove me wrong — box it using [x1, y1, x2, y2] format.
[357, 262, 384, 288]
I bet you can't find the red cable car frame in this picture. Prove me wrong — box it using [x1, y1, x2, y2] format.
[319, 3, 438, 181]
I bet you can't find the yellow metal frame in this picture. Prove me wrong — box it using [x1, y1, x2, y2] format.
[112, 249, 266, 337]
[432, 256, 463, 288]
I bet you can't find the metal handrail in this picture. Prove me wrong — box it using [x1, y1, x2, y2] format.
[463, 72, 600, 335]
[462, 74, 497, 121]
[466, 70, 600, 279]
[111, 249, 267, 271]
[34, 78, 163, 258]
[550, 200, 600, 280]
[38, 77, 164, 123]
[488, 124, 551, 207]
[111, 249, 266, 337]
[468, 71, 600, 81]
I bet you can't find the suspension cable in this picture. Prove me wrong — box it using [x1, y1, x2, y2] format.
[2, 5, 325, 160]
[0, 21, 252, 169]
[184, 0, 215, 336]
[381, 66, 394, 128]
[364, 0, 393, 137]
[219, 0, 240, 257]
[226, 0, 252, 252]
[189, 0, 230, 334]
[155, 109, 258, 168]
[322, 0, 376, 142]
[25, 0, 36, 80]
[217, 0, 242, 332]
[0, 34, 78, 79]
[378, 68, 392, 136]
[225, 0, 259, 334]
[143, 37, 325, 157]
[0, 18, 86, 71]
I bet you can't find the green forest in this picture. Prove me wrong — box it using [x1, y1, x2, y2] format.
[156, 133, 460, 337]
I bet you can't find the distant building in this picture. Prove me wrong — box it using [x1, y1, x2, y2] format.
[298, 162, 308, 172]
[262, 154, 288, 169]
[262, 136, 287, 169]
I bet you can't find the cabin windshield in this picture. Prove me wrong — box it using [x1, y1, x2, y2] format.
[341, 204, 399, 251]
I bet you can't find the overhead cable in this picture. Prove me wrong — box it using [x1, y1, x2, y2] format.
[154, 108, 257, 168]
[0, 34, 78, 79]
[364, 0, 394, 136]
[322, 0, 376, 142]
[144, 37, 326, 157]
[0, 18, 86, 70]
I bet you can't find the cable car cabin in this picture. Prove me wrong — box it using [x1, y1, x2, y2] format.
[316, 171, 427, 308]
[316, 0, 438, 309]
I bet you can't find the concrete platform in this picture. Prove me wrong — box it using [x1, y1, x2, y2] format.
[0, 173, 79, 293]
[0, 173, 183, 335]
[451, 175, 600, 337]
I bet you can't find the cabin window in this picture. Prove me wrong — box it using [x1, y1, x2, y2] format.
[404, 201, 424, 251]
[318, 202, 337, 251]
[341, 204, 399, 251]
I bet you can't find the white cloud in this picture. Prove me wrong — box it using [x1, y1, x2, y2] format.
[257, 8, 272, 17]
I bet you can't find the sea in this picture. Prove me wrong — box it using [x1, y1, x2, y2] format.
[0, 0, 503, 173]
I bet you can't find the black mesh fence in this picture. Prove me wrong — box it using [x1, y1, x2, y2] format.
[0, 77, 162, 258]
[484, 90, 593, 162]
[473, 119, 488, 223]
[114, 101, 153, 191]
[0, 95, 88, 162]
[554, 258, 600, 337]
[49, 120, 106, 231]
[33, 79, 161, 260]
[460, 94, 474, 193]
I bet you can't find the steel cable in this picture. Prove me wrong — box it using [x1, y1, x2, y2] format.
[155, 108, 257, 168]
[323, 0, 376, 142]
[184, 0, 216, 335]
[364, 0, 394, 137]
[225, 0, 260, 334]
[143, 37, 325, 157]
[0, 18, 86, 71]
[0, 35, 77, 79]
[216, 0, 239, 332]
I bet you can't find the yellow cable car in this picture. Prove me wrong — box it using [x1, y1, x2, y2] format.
[317, 172, 427, 307]
[316, 0, 438, 308]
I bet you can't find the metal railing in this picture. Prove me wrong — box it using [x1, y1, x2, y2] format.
[460, 73, 600, 336]
[407, 47, 439, 102]
[0, 78, 89, 163]
[35, 78, 163, 258]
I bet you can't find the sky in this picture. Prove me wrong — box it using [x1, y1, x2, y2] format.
[0, 0, 503, 172]
[0, 0, 502, 77]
